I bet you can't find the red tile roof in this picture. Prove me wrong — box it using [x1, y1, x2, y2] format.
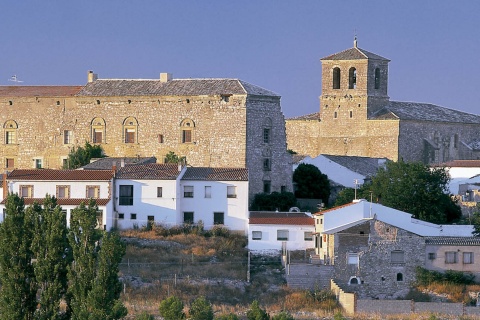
[7, 169, 113, 181]
[0, 86, 83, 97]
[249, 212, 314, 226]
[116, 164, 181, 180]
[1, 198, 110, 206]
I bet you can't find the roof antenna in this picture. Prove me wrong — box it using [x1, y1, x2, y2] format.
[353, 29, 358, 48]
[8, 75, 23, 83]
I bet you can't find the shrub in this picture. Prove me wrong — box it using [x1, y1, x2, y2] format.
[246, 300, 269, 320]
[215, 314, 239, 320]
[135, 311, 155, 320]
[208, 225, 230, 238]
[189, 296, 214, 320]
[159, 296, 185, 320]
[272, 311, 295, 320]
[416, 266, 475, 286]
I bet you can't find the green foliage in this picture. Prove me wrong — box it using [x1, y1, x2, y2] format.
[415, 267, 475, 286]
[334, 185, 373, 206]
[159, 296, 185, 320]
[189, 296, 214, 320]
[0, 194, 37, 319]
[249, 192, 297, 211]
[64, 141, 104, 169]
[135, 312, 155, 320]
[471, 203, 480, 236]
[215, 314, 239, 320]
[246, 300, 269, 320]
[271, 311, 295, 320]
[333, 312, 346, 320]
[293, 163, 330, 204]
[164, 151, 186, 164]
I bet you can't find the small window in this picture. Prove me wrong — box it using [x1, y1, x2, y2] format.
[204, 186, 211, 198]
[463, 252, 474, 264]
[227, 186, 237, 198]
[391, 250, 405, 264]
[20, 185, 33, 198]
[334, 111, 338, 119]
[333, 67, 341, 89]
[445, 251, 457, 264]
[5, 131, 15, 144]
[158, 134, 164, 143]
[374, 68, 381, 89]
[263, 128, 270, 144]
[6, 158, 14, 169]
[147, 215, 154, 224]
[157, 187, 163, 198]
[182, 130, 192, 143]
[428, 253, 436, 260]
[93, 128, 103, 143]
[347, 253, 359, 266]
[348, 67, 356, 89]
[130, 213, 137, 220]
[349, 111, 353, 118]
[183, 212, 194, 224]
[252, 231, 262, 240]
[349, 277, 359, 285]
[125, 129, 135, 143]
[86, 185, 100, 199]
[214, 212, 224, 225]
[34, 158, 43, 169]
[57, 185, 70, 199]
[184, 186, 194, 198]
[123, 117, 138, 144]
[263, 181, 271, 193]
[396, 273, 403, 282]
[263, 158, 271, 171]
[277, 229, 289, 241]
[63, 130, 72, 144]
[119, 185, 134, 206]
[118, 213, 124, 220]
[180, 119, 195, 144]
[304, 231, 313, 241]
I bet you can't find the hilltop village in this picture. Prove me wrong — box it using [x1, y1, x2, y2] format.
[2, 41, 480, 317]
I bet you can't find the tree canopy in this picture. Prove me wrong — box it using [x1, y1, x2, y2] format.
[335, 161, 461, 224]
[64, 142, 104, 169]
[249, 192, 297, 211]
[293, 163, 330, 205]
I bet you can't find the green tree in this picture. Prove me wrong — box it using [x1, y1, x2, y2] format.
[293, 163, 330, 205]
[370, 161, 461, 223]
[159, 296, 185, 320]
[246, 300, 269, 320]
[31, 195, 71, 320]
[249, 192, 297, 211]
[0, 194, 37, 320]
[215, 314, 239, 320]
[272, 311, 295, 320]
[189, 296, 213, 320]
[164, 151, 186, 164]
[135, 312, 155, 320]
[64, 142, 104, 169]
[334, 185, 372, 207]
[472, 204, 480, 236]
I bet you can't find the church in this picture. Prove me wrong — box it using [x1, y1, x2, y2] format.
[286, 39, 480, 164]
[0, 72, 293, 199]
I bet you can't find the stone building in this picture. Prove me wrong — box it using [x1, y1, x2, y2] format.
[0, 73, 293, 199]
[286, 39, 480, 164]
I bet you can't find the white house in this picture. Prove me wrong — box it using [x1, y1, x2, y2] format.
[248, 211, 315, 251]
[1, 169, 114, 229]
[180, 167, 249, 232]
[433, 160, 480, 195]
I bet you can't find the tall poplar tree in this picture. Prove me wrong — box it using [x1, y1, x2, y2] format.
[0, 194, 37, 320]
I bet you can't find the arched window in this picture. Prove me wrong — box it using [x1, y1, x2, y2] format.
[333, 67, 341, 89]
[4, 120, 18, 145]
[180, 119, 195, 143]
[396, 273, 403, 282]
[375, 68, 381, 89]
[123, 117, 138, 144]
[349, 277, 359, 285]
[263, 118, 272, 144]
[349, 67, 357, 89]
[91, 117, 106, 144]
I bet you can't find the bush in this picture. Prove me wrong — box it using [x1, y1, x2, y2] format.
[416, 267, 475, 286]
[215, 314, 239, 320]
[189, 296, 214, 320]
[159, 296, 185, 320]
[135, 312, 155, 320]
[246, 300, 269, 320]
[272, 311, 295, 320]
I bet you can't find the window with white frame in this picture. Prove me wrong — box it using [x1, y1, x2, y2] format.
[445, 251, 457, 264]
[252, 231, 262, 240]
[277, 229, 288, 241]
[304, 231, 313, 241]
[347, 252, 359, 266]
[463, 252, 474, 264]
[34, 158, 43, 169]
[204, 186, 211, 198]
[184, 186, 194, 198]
[227, 186, 237, 198]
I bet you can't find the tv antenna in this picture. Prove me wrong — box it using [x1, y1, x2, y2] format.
[8, 75, 23, 83]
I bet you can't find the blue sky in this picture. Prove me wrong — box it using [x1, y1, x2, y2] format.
[1, 1, 479, 118]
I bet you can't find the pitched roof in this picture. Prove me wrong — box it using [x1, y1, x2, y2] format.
[371, 101, 480, 124]
[7, 169, 113, 181]
[321, 154, 388, 177]
[115, 163, 181, 180]
[76, 79, 279, 97]
[80, 157, 157, 170]
[182, 167, 248, 181]
[287, 112, 321, 121]
[424, 237, 480, 246]
[321, 46, 389, 61]
[1, 198, 110, 206]
[0, 86, 83, 97]
[249, 212, 314, 225]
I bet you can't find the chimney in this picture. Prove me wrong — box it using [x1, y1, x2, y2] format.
[87, 70, 98, 83]
[112, 161, 117, 174]
[160, 73, 172, 83]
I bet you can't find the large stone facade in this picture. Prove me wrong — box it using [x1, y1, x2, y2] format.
[286, 40, 480, 164]
[0, 74, 293, 199]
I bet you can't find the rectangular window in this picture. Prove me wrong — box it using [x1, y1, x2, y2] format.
[263, 128, 270, 144]
[204, 186, 211, 198]
[445, 251, 457, 264]
[184, 186, 194, 198]
[263, 181, 271, 193]
[428, 253, 436, 260]
[304, 231, 313, 241]
[86, 185, 100, 198]
[125, 129, 135, 143]
[130, 213, 137, 220]
[227, 186, 237, 198]
[347, 253, 359, 266]
[93, 129, 103, 143]
[252, 231, 262, 240]
[20, 185, 33, 198]
[463, 252, 474, 264]
[158, 134, 164, 143]
[34, 158, 42, 169]
[119, 185, 134, 206]
[214, 212, 224, 225]
[5, 131, 15, 144]
[391, 250, 405, 263]
[118, 213, 124, 220]
[63, 130, 72, 144]
[183, 212, 194, 224]
[6, 158, 14, 168]
[263, 158, 271, 171]
[277, 229, 289, 241]
[157, 187, 163, 198]
[62, 158, 68, 168]
[57, 185, 70, 199]
[182, 130, 192, 143]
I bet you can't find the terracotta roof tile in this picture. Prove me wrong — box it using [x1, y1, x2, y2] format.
[7, 169, 113, 181]
[0, 86, 83, 97]
[116, 163, 181, 180]
[1, 198, 110, 206]
[182, 167, 248, 181]
[249, 212, 314, 225]
[287, 112, 321, 121]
